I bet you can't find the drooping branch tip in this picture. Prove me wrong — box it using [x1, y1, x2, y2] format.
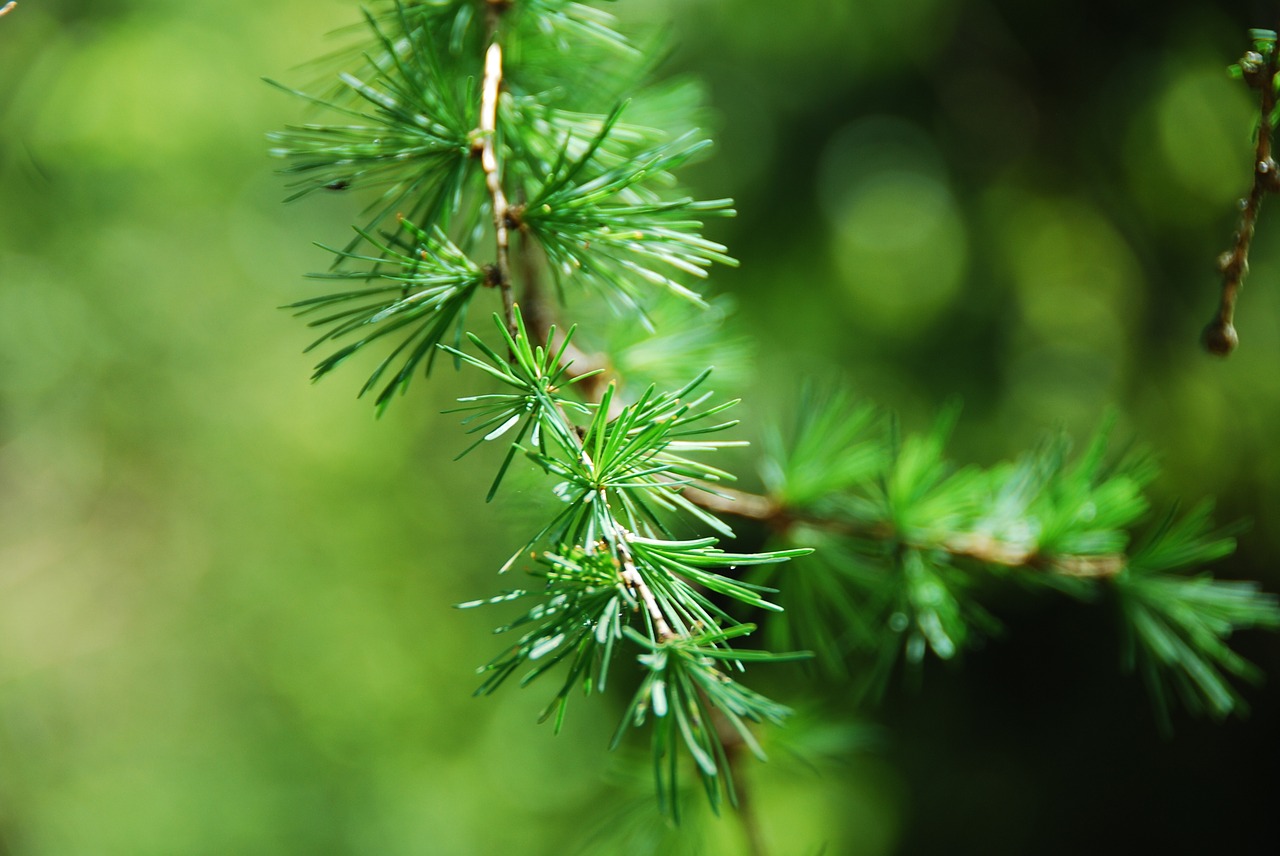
[1204, 32, 1280, 356]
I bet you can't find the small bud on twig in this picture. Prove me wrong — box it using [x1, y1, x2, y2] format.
[1202, 320, 1239, 356]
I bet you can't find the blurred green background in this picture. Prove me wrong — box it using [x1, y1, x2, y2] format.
[2, 0, 1278, 853]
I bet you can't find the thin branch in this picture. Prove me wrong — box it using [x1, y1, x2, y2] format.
[1204, 41, 1280, 355]
[479, 40, 517, 338]
[678, 484, 1127, 580]
[0, 3, 15, 18]
[944, 532, 1125, 578]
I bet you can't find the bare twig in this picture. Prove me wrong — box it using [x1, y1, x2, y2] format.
[1204, 41, 1280, 355]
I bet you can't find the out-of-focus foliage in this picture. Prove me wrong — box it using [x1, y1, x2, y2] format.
[1, 1, 1279, 855]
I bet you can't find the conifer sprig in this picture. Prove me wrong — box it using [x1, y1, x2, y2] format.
[1118, 502, 1280, 726]
[616, 625, 805, 818]
[519, 120, 737, 307]
[444, 308, 809, 802]
[264, 5, 478, 237]
[458, 546, 629, 726]
[291, 218, 485, 406]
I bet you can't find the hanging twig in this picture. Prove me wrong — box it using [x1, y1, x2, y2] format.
[1204, 34, 1280, 355]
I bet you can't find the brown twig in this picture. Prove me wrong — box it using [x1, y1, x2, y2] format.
[477, 10, 611, 391]
[943, 531, 1125, 578]
[505, 207, 672, 651]
[1204, 41, 1280, 356]
[478, 40, 517, 338]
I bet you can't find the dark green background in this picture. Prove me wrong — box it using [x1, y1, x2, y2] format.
[1, 0, 1277, 853]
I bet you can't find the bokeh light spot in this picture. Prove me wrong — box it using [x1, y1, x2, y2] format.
[820, 117, 968, 332]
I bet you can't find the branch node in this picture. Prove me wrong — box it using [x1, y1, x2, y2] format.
[1216, 251, 1241, 276]
[1241, 51, 1268, 87]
